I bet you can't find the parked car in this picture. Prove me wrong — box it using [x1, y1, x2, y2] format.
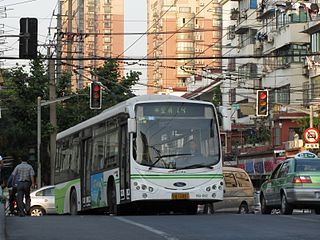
[260, 151, 320, 215]
[30, 185, 56, 216]
[199, 166, 254, 214]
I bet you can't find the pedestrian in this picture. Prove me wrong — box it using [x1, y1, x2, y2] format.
[12, 156, 35, 217]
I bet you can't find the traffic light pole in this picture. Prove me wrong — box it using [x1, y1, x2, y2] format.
[37, 95, 74, 187]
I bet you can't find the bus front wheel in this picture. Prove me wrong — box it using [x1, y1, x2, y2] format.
[70, 189, 78, 215]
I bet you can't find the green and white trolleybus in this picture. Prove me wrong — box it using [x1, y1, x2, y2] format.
[54, 95, 223, 215]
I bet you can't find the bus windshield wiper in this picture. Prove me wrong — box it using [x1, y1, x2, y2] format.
[175, 163, 213, 171]
[149, 153, 191, 170]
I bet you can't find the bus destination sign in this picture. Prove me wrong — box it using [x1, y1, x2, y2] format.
[141, 103, 205, 117]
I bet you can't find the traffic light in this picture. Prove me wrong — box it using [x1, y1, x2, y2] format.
[19, 18, 38, 59]
[90, 81, 102, 109]
[256, 90, 269, 117]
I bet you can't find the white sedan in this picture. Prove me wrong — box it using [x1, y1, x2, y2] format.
[30, 185, 56, 216]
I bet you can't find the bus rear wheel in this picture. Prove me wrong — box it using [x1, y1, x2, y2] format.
[70, 189, 78, 215]
[108, 181, 117, 215]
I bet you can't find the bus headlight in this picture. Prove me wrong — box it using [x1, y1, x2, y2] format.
[212, 185, 216, 190]
[142, 193, 148, 199]
[136, 186, 140, 190]
[218, 186, 222, 190]
[133, 182, 138, 186]
[148, 187, 154, 192]
[141, 184, 147, 190]
[212, 193, 216, 198]
[206, 187, 211, 192]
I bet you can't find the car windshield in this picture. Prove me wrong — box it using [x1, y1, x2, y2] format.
[295, 159, 320, 172]
[133, 102, 220, 169]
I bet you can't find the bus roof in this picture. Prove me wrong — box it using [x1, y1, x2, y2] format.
[57, 94, 214, 140]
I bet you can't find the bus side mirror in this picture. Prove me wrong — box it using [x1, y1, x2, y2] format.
[128, 118, 136, 133]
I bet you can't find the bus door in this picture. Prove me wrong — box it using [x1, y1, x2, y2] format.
[81, 137, 92, 209]
[119, 123, 130, 202]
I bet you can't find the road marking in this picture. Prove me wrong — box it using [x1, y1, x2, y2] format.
[279, 215, 319, 223]
[116, 217, 179, 240]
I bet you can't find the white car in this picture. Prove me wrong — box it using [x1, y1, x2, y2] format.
[30, 185, 56, 216]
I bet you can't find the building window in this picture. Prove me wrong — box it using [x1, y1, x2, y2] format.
[229, 88, 236, 103]
[239, 63, 257, 81]
[237, 98, 249, 119]
[228, 58, 236, 71]
[250, 0, 257, 9]
[290, 7, 308, 23]
[179, 7, 191, 13]
[227, 25, 236, 40]
[177, 18, 193, 28]
[277, 84, 290, 104]
[274, 127, 281, 146]
[311, 75, 320, 99]
[177, 42, 194, 52]
[311, 32, 320, 52]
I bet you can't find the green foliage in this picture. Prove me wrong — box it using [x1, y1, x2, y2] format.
[0, 59, 141, 178]
[296, 116, 320, 134]
[0, 59, 49, 158]
[212, 85, 222, 107]
[55, 60, 141, 132]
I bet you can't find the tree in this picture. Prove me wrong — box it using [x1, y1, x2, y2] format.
[55, 60, 141, 132]
[0, 59, 51, 182]
[0, 59, 141, 183]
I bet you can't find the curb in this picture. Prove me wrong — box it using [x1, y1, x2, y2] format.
[0, 203, 6, 240]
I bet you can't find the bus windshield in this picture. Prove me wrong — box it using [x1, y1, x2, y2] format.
[134, 102, 220, 170]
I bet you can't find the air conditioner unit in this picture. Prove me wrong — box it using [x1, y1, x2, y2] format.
[254, 42, 262, 50]
[267, 36, 274, 43]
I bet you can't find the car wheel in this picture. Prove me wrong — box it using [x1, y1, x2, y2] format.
[70, 189, 78, 215]
[238, 203, 249, 214]
[260, 194, 272, 214]
[30, 206, 45, 217]
[315, 208, 320, 214]
[280, 194, 293, 215]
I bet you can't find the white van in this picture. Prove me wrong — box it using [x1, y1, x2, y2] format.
[199, 167, 254, 214]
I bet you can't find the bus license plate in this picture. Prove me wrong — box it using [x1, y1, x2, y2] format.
[172, 193, 190, 200]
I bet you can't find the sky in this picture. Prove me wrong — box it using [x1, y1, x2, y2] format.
[0, 0, 147, 94]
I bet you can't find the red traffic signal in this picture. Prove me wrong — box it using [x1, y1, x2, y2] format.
[256, 90, 269, 117]
[90, 82, 102, 109]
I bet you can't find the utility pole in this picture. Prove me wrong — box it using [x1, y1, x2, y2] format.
[67, 0, 73, 73]
[56, 0, 63, 84]
[48, 46, 57, 185]
[37, 97, 41, 187]
[310, 105, 314, 128]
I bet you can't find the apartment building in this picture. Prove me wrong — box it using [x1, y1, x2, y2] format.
[147, 0, 222, 95]
[59, 0, 124, 90]
[221, 0, 314, 181]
